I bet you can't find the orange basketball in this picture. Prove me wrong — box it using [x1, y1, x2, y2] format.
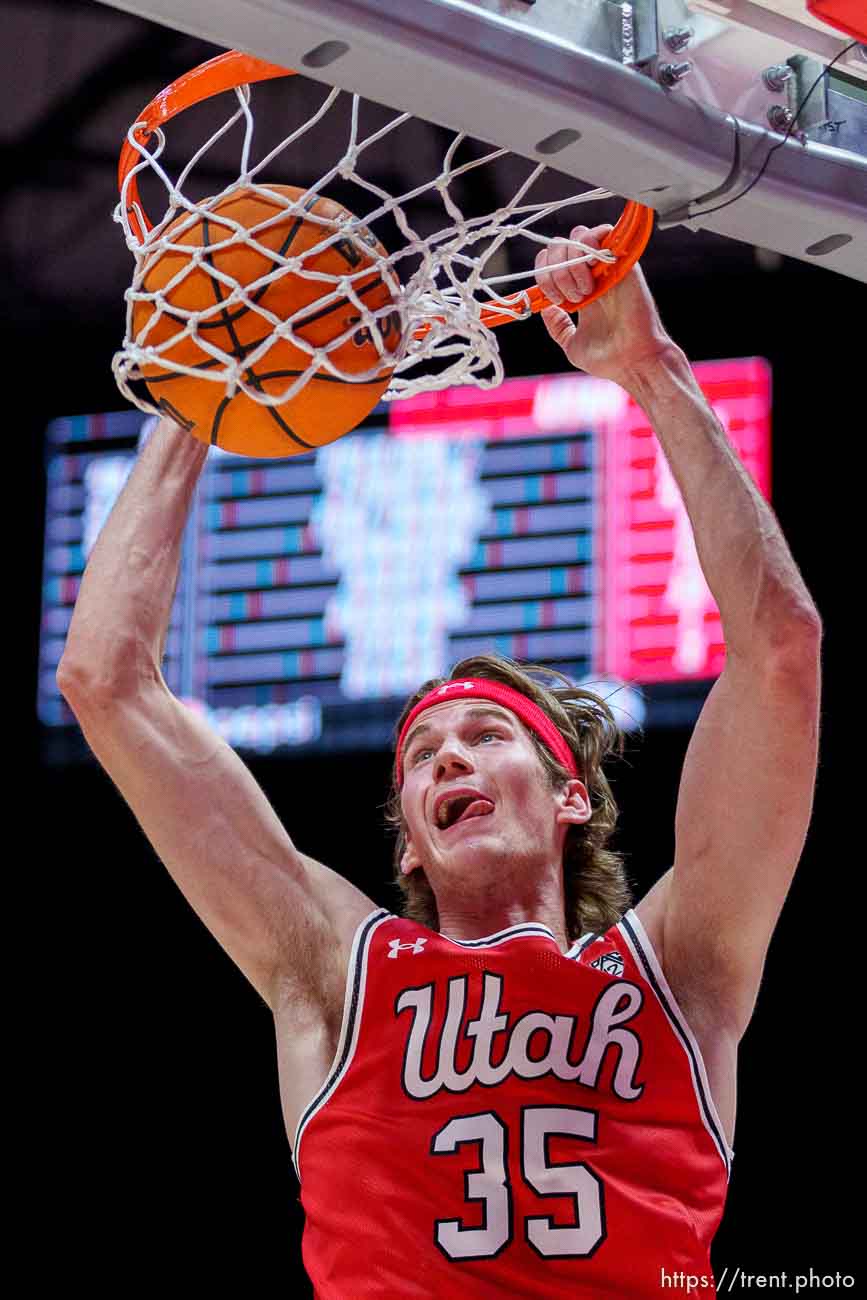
[131, 185, 401, 457]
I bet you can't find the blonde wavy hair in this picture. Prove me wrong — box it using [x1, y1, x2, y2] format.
[383, 654, 634, 942]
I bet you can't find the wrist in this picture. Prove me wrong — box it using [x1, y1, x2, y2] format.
[616, 344, 693, 410]
[143, 414, 210, 479]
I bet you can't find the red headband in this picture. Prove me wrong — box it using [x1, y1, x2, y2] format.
[396, 678, 579, 785]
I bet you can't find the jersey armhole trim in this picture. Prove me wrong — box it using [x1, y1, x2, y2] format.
[291, 907, 391, 1182]
[619, 908, 735, 1177]
[566, 931, 600, 959]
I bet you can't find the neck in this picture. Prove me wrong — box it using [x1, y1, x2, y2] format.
[434, 871, 571, 954]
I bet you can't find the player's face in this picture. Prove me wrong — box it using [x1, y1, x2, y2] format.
[399, 698, 589, 880]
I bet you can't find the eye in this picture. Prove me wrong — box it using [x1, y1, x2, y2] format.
[411, 746, 434, 765]
[477, 730, 499, 744]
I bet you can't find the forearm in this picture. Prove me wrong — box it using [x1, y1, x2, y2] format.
[621, 347, 820, 656]
[58, 418, 209, 694]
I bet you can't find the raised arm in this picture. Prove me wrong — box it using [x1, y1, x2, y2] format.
[536, 228, 822, 1039]
[57, 418, 375, 1009]
[621, 351, 820, 1038]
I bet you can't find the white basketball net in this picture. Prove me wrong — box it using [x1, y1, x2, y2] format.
[114, 79, 617, 412]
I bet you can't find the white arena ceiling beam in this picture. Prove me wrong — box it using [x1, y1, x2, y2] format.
[96, 0, 866, 282]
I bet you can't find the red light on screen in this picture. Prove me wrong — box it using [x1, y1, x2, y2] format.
[389, 373, 628, 440]
[390, 358, 771, 688]
[600, 358, 771, 683]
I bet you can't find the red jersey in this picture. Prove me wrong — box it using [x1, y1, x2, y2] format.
[294, 909, 732, 1298]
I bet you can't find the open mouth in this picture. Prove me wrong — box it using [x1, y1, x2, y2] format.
[435, 794, 496, 832]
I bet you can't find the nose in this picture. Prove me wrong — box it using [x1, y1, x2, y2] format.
[434, 742, 474, 781]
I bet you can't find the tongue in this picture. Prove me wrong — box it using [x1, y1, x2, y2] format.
[455, 799, 495, 825]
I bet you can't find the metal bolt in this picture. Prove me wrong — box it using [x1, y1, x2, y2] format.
[762, 64, 794, 92]
[663, 26, 694, 52]
[658, 61, 693, 88]
[767, 104, 794, 132]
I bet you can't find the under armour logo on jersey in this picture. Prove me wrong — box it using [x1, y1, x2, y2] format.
[590, 950, 625, 977]
[388, 937, 429, 959]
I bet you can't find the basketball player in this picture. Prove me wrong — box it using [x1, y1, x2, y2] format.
[56, 226, 821, 1297]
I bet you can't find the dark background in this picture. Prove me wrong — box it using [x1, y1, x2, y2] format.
[11, 0, 861, 1291]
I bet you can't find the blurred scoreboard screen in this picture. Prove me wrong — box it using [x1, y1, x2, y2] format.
[39, 359, 770, 760]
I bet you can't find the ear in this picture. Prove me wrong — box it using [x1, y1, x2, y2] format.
[555, 779, 592, 828]
[400, 829, 422, 876]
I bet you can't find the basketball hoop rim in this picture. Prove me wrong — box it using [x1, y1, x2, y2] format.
[117, 49, 654, 332]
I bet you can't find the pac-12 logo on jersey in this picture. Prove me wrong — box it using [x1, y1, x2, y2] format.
[589, 949, 625, 978]
[388, 937, 429, 959]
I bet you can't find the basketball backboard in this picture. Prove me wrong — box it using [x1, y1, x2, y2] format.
[96, 0, 866, 281]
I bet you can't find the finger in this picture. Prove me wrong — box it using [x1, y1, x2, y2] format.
[575, 223, 614, 248]
[535, 240, 574, 307]
[561, 225, 596, 300]
[540, 304, 578, 351]
[547, 225, 603, 304]
[536, 222, 613, 305]
[566, 222, 620, 295]
[534, 244, 561, 305]
[547, 237, 584, 306]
